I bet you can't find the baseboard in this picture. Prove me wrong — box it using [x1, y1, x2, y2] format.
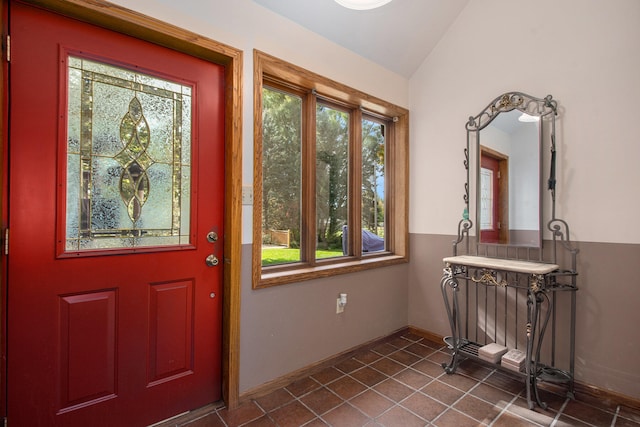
[407, 325, 445, 345]
[238, 325, 640, 412]
[407, 326, 640, 412]
[238, 327, 409, 404]
[572, 382, 640, 412]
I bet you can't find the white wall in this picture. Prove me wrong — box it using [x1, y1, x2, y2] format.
[410, 0, 640, 245]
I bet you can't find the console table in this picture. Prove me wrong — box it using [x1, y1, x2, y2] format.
[440, 255, 577, 409]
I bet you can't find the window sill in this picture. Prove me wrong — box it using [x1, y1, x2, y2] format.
[254, 254, 408, 289]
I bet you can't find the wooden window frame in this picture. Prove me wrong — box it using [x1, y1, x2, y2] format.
[253, 50, 409, 289]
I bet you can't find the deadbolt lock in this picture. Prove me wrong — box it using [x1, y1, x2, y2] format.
[206, 231, 218, 243]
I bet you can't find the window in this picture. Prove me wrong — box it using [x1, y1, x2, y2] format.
[253, 50, 409, 288]
[65, 56, 192, 253]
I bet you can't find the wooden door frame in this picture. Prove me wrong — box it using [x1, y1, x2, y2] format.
[0, 0, 243, 412]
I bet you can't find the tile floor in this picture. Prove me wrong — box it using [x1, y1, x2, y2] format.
[161, 332, 640, 427]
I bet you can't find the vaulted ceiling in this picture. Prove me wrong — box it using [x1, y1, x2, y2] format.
[252, 0, 469, 78]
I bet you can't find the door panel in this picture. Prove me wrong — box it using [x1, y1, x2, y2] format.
[59, 290, 118, 411]
[148, 280, 194, 385]
[7, 2, 225, 425]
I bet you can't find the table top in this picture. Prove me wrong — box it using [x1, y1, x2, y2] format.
[443, 255, 559, 275]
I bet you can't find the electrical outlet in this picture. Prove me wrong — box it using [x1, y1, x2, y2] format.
[336, 298, 344, 314]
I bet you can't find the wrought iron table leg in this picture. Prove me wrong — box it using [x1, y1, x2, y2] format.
[526, 289, 550, 409]
[531, 291, 549, 410]
[441, 270, 461, 374]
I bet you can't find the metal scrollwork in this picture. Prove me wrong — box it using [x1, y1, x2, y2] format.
[463, 147, 469, 170]
[442, 266, 453, 281]
[471, 269, 508, 287]
[492, 93, 524, 112]
[463, 147, 469, 205]
[465, 92, 557, 132]
[548, 218, 572, 247]
[547, 218, 580, 260]
[452, 219, 472, 255]
[440, 266, 463, 373]
[529, 274, 545, 292]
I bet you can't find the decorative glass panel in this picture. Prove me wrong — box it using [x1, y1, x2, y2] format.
[480, 167, 494, 230]
[65, 56, 192, 252]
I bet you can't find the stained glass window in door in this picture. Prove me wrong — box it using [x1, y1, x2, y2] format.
[480, 167, 493, 231]
[65, 56, 192, 251]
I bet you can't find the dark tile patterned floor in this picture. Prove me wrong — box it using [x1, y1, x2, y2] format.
[158, 332, 640, 427]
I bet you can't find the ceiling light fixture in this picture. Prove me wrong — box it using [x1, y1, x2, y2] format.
[518, 112, 540, 123]
[334, 0, 393, 10]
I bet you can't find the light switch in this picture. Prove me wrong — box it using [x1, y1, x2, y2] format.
[242, 186, 253, 205]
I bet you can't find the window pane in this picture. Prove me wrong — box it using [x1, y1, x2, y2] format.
[65, 56, 191, 252]
[261, 87, 302, 266]
[316, 104, 349, 259]
[361, 119, 386, 253]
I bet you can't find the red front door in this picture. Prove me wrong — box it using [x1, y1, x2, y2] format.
[7, 2, 225, 425]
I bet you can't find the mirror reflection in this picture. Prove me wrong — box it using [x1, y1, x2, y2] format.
[465, 93, 557, 250]
[478, 109, 540, 246]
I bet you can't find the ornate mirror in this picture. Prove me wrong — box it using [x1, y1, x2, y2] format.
[465, 92, 557, 249]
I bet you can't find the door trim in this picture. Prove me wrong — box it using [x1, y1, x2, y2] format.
[1, 0, 243, 411]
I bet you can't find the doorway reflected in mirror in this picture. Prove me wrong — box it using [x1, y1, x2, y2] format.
[479, 109, 539, 246]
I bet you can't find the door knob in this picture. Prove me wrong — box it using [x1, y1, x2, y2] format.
[205, 254, 219, 267]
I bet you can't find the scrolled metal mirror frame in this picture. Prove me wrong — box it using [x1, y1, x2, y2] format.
[454, 92, 574, 258]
